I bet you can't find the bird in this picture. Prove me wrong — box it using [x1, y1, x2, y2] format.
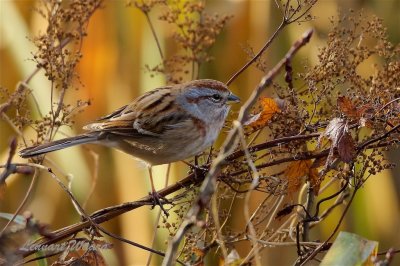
[20, 79, 240, 215]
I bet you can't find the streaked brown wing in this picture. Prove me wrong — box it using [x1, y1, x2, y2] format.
[84, 85, 183, 137]
[95, 105, 128, 121]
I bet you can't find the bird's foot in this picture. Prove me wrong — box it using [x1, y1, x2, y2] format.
[182, 161, 209, 177]
[149, 191, 170, 217]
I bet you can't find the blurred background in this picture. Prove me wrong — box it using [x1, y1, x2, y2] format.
[1, 0, 399, 265]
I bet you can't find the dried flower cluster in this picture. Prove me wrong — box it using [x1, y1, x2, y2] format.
[133, 0, 232, 83]
[28, 0, 102, 145]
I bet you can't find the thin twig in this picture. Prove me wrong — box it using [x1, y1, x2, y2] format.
[144, 11, 164, 60]
[146, 164, 171, 266]
[226, 20, 286, 86]
[82, 150, 100, 209]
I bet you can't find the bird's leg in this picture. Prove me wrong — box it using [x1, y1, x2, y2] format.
[148, 167, 169, 217]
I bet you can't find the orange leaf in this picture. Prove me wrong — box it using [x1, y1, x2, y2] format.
[285, 160, 312, 194]
[338, 96, 374, 127]
[285, 160, 322, 195]
[245, 97, 280, 128]
[338, 96, 358, 118]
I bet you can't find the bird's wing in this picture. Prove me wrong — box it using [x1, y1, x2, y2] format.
[95, 105, 128, 121]
[83, 85, 189, 137]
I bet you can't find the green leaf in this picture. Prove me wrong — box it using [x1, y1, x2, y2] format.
[321, 231, 378, 266]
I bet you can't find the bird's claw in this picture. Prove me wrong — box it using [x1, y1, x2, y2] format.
[149, 191, 170, 217]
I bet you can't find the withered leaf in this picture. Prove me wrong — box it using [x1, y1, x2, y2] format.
[338, 96, 358, 118]
[245, 97, 280, 128]
[92, 239, 113, 250]
[337, 96, 373, 127]
[318, 118, 347, 148]
[337, 132, 356, 162]
[319, 118, 356, 164]
[82, 250, 107, 266]
[285, 160, 312, 194]
[191, 247, 205, 266]
[285, 159, 322, 195]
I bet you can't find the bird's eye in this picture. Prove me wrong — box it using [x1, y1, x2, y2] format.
[210, 94, 223, 102]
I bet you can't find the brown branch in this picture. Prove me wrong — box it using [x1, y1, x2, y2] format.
[302, 184, 314, 242]
[20, 172, 202, 258]
[226, 132, 320, 161]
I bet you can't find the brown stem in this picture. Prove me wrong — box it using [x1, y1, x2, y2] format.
[144, 11, 164, 60]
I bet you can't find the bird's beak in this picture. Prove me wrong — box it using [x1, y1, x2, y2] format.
[227, 93, 240, 103]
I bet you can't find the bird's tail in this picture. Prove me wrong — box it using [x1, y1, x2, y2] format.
[19, 133, 99, 158]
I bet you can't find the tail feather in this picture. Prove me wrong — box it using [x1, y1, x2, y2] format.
[19, 134, 99, 158]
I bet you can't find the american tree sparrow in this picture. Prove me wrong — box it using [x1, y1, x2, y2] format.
[20, 79, 240, 214]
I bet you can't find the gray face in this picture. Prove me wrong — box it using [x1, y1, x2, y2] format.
[177, 87, 231, 123]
